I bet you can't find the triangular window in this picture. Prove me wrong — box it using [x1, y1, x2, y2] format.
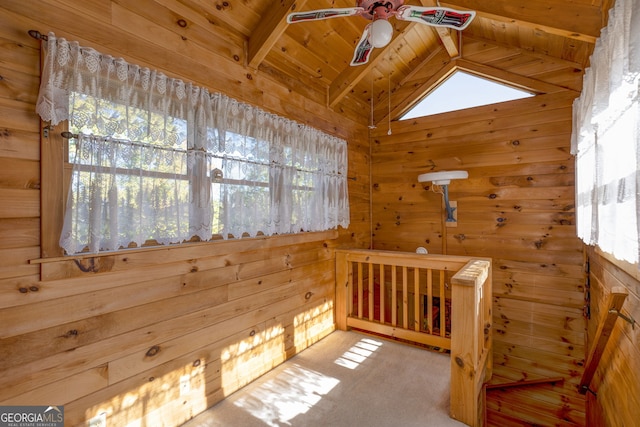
[400, 70, 534, 120]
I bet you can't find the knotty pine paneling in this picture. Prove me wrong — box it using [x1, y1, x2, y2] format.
[0, 2, 370, 426]
[584, 248, 640, 427]
[371, 90, 586, 426]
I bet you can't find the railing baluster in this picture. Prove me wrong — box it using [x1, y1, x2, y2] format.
[380, 264, 386, 324]
[427, 269, 433, 334]
[420, 270, 425, 332]
[392, 265, 397, 327]
[403, 266, 408, 329]
[440, 271, 446, 337]
[357, 262, 363, 319]
[368, 263, 374, 321]
[347, 261, 353, 318]
[414, 267, 420, 332]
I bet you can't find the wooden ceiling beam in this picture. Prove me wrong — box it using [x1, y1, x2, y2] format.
[417, 0, 460, 57]
[247, 0, 307, 69]
[434, 27, 459, 57]
[328, 55, 374, 109]
[441, 0, 600, 43]
[463, 33, 585, 71]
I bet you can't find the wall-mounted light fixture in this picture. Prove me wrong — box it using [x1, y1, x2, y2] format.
[418, 170, 468, 224]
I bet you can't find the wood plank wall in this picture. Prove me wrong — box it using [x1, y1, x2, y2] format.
[0, 2, 370, 426]
[370, 89, 587, 426]
[584, 248, 640, 427]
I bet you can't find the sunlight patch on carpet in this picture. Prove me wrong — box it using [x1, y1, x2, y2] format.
[334, 337, 383, 370]
[233, 363, 339, 426]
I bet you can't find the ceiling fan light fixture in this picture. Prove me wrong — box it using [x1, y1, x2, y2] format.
[287, 2, 476, 66]
[369, 19, 393, 48]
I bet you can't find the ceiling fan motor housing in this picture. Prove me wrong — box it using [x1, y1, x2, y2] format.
[358, 0, 405, 20]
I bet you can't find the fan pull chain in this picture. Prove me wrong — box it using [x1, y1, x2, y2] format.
[387, 71, 392, 135]
[369, 76, 376, 129]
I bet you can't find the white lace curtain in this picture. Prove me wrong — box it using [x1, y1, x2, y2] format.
[571, 0, 640, 264]
[36, 33, 350, 254]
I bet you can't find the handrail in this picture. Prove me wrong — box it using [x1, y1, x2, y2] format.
[335, 249, 492, 427]
[579, 286, 629, 395]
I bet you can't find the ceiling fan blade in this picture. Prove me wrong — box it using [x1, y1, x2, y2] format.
[351, 24, 374, 66]
[287, 7, 365, 24]
[396, 6, 476, 30]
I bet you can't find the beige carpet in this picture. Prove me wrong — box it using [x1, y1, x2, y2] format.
[182, 330, 466, 427]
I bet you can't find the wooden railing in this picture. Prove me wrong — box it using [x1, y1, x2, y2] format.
[335, 249, 492, 427]
[579, 286, 629, 395]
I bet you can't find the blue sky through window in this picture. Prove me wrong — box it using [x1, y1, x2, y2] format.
[400, 70, 534, 120]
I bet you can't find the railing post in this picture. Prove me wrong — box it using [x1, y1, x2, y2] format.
[450, 259, 492, 427]
[335, 251, 350, 331]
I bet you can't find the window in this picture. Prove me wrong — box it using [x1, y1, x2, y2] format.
[400, 70, 534, 119]
[63, 92, 192, 253]
[36, 33, 350, 255]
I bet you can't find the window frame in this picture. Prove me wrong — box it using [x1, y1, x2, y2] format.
[394, 61, 560, 121]
[41, 120, 69, 258]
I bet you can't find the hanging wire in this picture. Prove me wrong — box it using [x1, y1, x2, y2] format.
[430, 183, 444, 195]
[387, 70, 392, 135]
[368, 75, 376, 129]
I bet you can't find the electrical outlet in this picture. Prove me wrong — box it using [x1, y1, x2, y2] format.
[180, 375, 191, 396]
[88, 412, 106, 427]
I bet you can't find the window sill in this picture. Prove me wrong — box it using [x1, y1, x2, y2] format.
[30, 229, 339, 265]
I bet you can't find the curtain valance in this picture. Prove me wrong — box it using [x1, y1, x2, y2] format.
[572, 0, 640, 264]
[36, 33, 350, 254]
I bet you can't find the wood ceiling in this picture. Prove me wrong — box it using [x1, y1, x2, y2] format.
[129, 0, 611, 127]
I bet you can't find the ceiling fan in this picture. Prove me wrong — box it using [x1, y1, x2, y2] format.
[287, 1, 476, 66]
